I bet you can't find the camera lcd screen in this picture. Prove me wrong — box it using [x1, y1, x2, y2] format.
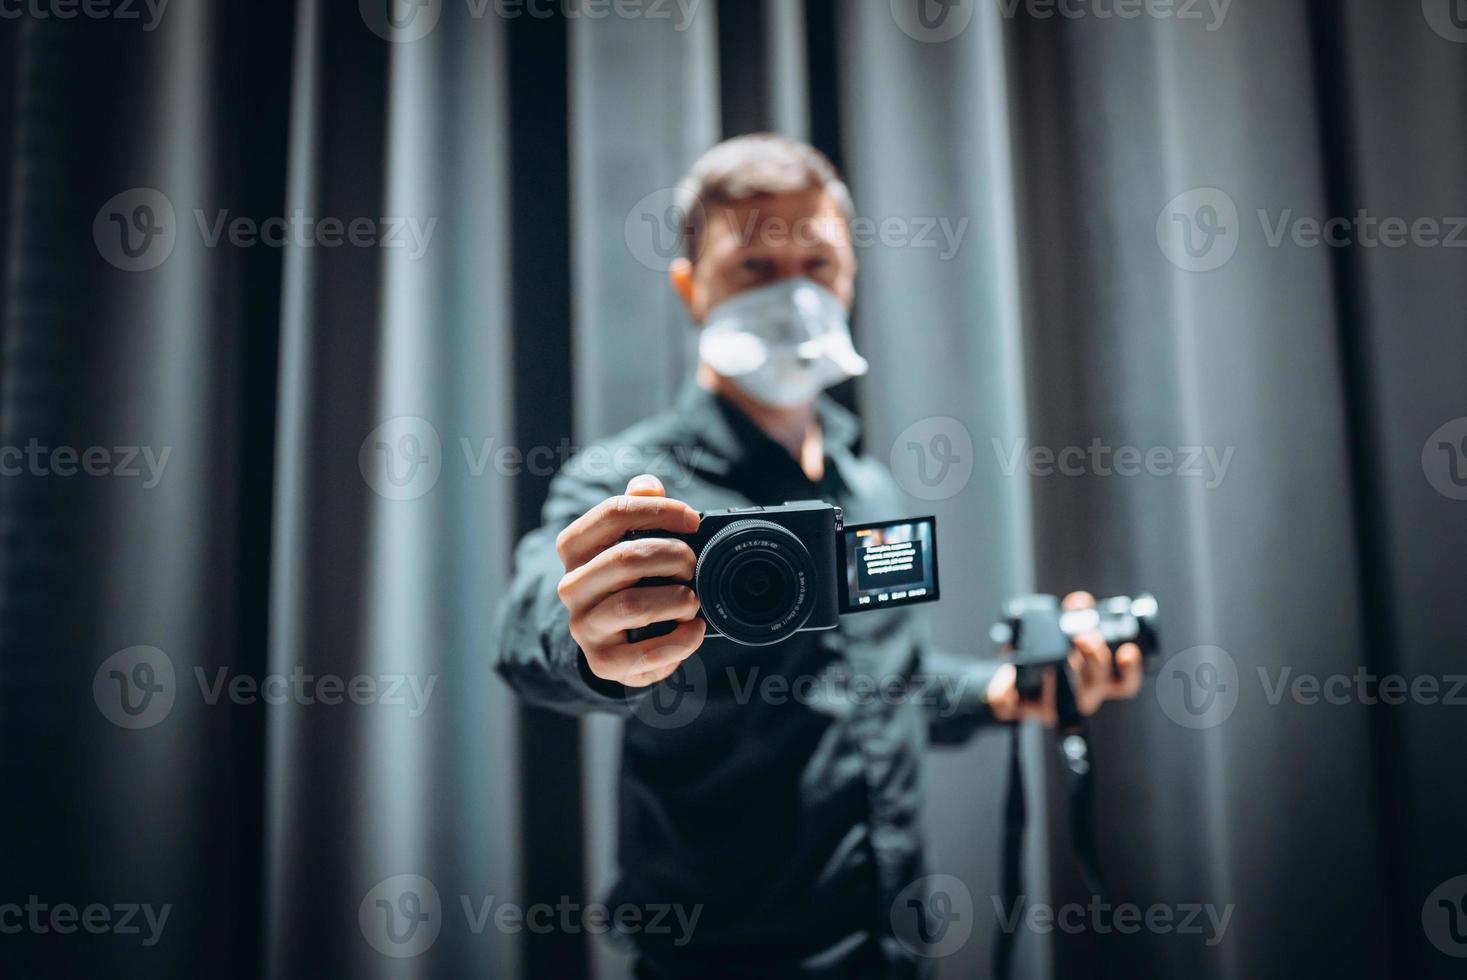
[838, 516, 939, 613]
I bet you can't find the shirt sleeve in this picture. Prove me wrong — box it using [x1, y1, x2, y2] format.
[911, 617, 1011, 744]
[492, 455, 653, 717]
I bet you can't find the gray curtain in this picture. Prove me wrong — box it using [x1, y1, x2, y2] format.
[3, 2, 1463, 979]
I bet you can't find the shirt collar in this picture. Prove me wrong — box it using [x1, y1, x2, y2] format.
[674, 379, 861, 481]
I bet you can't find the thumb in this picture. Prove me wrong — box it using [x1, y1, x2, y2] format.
[625, 473, 666, 497]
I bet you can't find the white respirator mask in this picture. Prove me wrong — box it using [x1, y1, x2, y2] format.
[697, 278, 868, 408]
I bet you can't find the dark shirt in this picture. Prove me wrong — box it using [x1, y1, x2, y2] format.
[495, 382, 1003, 978]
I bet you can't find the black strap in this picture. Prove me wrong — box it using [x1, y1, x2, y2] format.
[993, 725, 1025, 979]
[993, 669, 1108, 980]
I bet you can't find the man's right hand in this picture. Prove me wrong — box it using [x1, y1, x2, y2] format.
[555, 474, 706, 688]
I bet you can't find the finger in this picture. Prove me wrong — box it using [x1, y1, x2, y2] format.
[579, 584, 702, 645]
[985, 663, 1020, 723]
[619, 619, 707, 688]
[625, 474, 666, 497]
[1061, 590, 1095, 611]
[558, 537, 699, 612]
[1070, 630, 1112, 694]
[1115, 643, 1144, 697]
[625, 659, 683, 689]
[556, 491, 701, 570]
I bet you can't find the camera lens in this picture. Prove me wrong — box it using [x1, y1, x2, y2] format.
[695, 519, 815, 646]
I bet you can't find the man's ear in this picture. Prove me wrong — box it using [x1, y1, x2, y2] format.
[669, 257, 695, 309]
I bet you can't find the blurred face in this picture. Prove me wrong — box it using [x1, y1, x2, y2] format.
[671, 187, 857, 323]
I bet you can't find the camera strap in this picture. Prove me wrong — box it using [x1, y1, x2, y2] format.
[992, 669, 1108, 980]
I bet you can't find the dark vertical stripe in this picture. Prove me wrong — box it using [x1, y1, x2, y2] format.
[802, 0, 844, 176]
[210, 1, 295, 974]
[1303, 0, 1409, 972]
[802, 0, 857, 417]
[506, 10, 588, 980]
[717, 0, 771, 137]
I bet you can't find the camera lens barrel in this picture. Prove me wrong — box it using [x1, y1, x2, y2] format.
[695, 519, 817, 646]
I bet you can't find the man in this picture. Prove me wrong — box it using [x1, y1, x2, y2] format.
[495, 134, 1143, 978]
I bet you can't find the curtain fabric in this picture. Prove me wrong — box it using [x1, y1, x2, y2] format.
[2, 2, 1463, 979]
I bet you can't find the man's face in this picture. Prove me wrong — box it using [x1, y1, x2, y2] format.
[672, 187, 857, 323]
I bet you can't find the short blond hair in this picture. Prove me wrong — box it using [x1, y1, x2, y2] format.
[674, 134, 855, 262]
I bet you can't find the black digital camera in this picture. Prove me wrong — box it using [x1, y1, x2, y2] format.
[626, 501, 940, 647]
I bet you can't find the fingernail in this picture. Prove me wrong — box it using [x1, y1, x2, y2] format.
[627, 474, 662, 494]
